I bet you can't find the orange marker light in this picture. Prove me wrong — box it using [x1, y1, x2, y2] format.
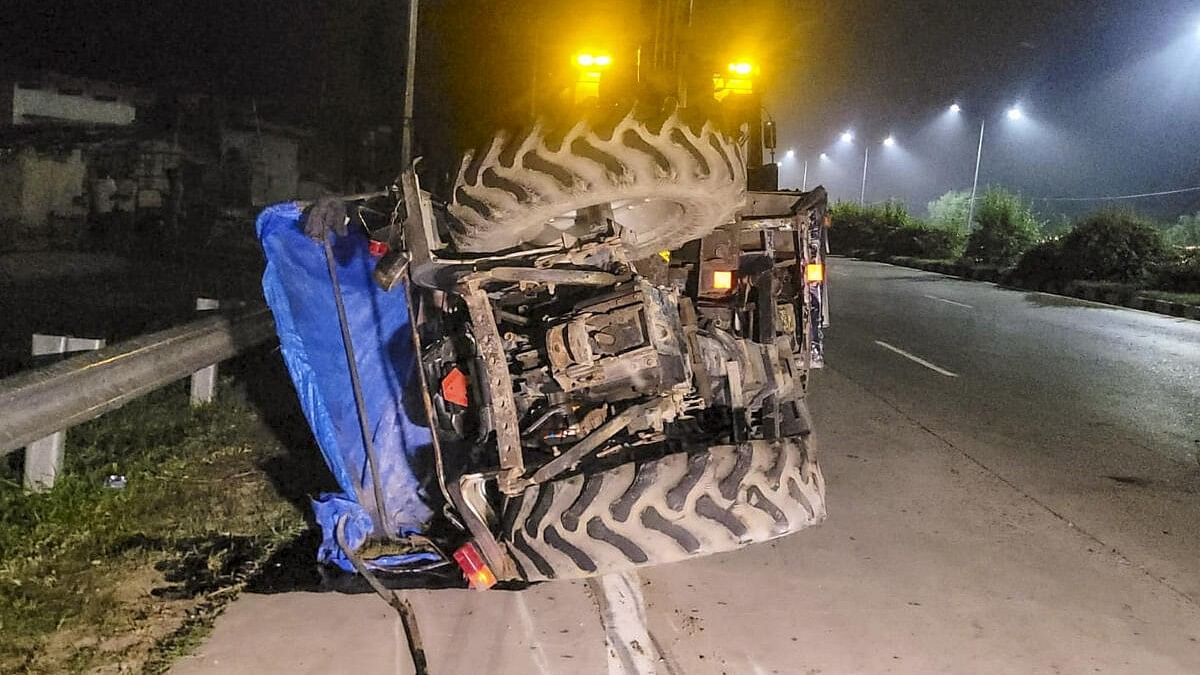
[712, 270, 734, 290]
[453, 542, 498, 591]
[805, 263, 825, 283]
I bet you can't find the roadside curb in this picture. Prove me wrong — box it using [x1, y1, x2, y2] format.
[866, 255, 1200, 321]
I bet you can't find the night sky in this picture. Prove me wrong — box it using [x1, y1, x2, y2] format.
[3, 1, 1198, 217]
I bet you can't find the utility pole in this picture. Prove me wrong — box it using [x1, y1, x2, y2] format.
[401, 0, 419, 170]
[859, 146, 870, 205]
[801, 159, 809, 192]
[965, 118, 986, 233]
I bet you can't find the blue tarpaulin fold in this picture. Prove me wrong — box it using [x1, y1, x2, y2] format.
[257, 202, 437, 572]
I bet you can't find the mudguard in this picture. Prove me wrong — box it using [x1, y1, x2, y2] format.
[257, 202, 437, 572]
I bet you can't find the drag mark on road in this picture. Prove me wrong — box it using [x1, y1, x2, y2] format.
[923, 294, 973, 309]
[587, 571, 665, 675]
[874, 340, 960, 377]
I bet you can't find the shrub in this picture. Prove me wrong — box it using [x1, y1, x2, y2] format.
[963, 188, 1042, 265]
[1008, 238, 1069, 286]
[882, 226, 965, 259]
[1056, 211, 1167, 283]
[1162, 212, 1200, 247]
[1154, 252, 1200, 292]
[828, 200, 912, 255]
[926, 190, 972, 233]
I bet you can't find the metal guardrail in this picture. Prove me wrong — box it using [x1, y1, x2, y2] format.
[0, 305, 276, 488]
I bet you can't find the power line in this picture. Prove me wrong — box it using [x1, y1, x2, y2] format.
[1034, 186, 1200, 203]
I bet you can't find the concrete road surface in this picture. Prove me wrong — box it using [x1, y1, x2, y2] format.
[172, 259, 1200, 674]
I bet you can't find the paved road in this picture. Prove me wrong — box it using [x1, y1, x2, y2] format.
[172, 259, 1200, 674]
[826, 259, 1200, 603]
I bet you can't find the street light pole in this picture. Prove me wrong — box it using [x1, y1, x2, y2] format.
[801, 159, 809, 191]
[400, 0, 419, 170]
[859, 145, 870, 205]
[965, 118, 985, 233]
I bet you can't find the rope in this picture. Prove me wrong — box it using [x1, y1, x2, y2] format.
[335, 516, 430, 675]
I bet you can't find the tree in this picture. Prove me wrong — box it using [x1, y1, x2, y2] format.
[963, 188, 1042, 265]
[926, 190, 971, 232]
[1162, 212, 1200, 247]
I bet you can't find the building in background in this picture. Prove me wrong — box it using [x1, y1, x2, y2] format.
[0, 70, 146, 127]
[0, 70, 314, 251]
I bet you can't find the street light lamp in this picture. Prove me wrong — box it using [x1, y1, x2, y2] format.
[840, 130, 854, 144]
[858, 135, 897, 205]
[819, 152, 829, 160]
[785, 149, 796, 159]
[963, 103, 1026, 231]
[949, 103, 962, 114]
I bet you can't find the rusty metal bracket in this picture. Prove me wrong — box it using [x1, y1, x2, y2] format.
[459, 279, 525, 495]
[446, 474, 518, 580]
[525, 404, 645, 486]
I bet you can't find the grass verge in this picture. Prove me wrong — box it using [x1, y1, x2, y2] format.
[0, 372, 314, 673]
[1139, 289, 1200, 306]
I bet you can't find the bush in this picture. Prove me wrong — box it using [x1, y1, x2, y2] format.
[828, 200, 912, 255]
[882, 225, 965, 259]
[1154, 252, 1200, 292]
[1162, 212, 1200, 247]
[964, 188, 1042, 265]
[926, 190, 972, 232]
[1056, 211, 1167, 283]
[1008, 238, 1069, 286]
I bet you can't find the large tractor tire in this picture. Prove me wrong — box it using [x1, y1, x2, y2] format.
[503, 434, 825, 582]
[449, 107, 747, 258]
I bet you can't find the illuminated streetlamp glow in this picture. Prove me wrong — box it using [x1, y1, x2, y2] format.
[949, 103, 962, 114]
[819, 152, 829, 160]
[840, 130, 854, 143]
[1006, 106, 1024, 121]
[785, 149, 796, 159]
[882, 135, 896, 147]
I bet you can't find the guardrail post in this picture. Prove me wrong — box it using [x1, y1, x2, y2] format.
[190, 298, 221, 406]
[25, 334, 106, 492]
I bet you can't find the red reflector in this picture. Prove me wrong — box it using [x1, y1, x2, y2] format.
[441, 367, 469, 407]
[368, 239, 389, 257]
[453, 542, 497, 590]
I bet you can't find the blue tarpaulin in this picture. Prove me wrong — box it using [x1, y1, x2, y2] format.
[257, 202, 437, 571]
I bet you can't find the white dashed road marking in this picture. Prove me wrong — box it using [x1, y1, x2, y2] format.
[923, 294, 973, 309]
[875, 340, 960, 377]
